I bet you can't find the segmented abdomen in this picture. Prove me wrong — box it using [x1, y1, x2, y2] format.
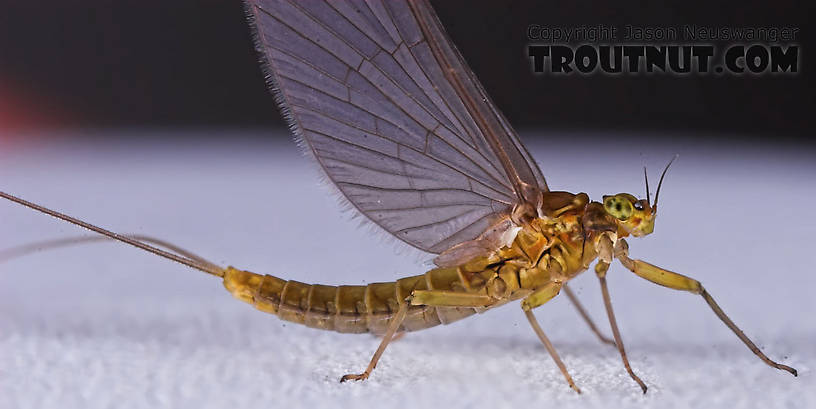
[222, 266, 479, 334]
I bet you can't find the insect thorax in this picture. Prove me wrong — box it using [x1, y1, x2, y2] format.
[457, 192, 602, 297]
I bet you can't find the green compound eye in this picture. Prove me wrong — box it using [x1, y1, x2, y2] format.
[604, 196, 634, 220]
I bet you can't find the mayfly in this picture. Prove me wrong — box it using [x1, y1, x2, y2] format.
[0, 0, 797, 393]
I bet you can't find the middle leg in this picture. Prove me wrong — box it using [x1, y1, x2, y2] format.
[562, 283, 616, 346]
[522, 282, 581, 393]
[595, 260, 648, 393]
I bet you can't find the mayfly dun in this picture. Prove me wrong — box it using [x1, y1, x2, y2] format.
[0, 0, 797, 393]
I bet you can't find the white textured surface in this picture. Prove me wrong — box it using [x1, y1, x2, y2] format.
[1, 130, 813, 409]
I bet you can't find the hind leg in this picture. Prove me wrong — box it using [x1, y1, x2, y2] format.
[340, 291, 493, 382]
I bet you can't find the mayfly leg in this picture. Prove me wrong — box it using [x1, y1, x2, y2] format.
[521, 282, 582, 393]
[595, 260, 648, 393]
[613, 238, 798, 376]
[562, 284, 616, 346]
[340, 290, 493, 382]
[524, 310, 581, 394]
[339, 297, 412, 383]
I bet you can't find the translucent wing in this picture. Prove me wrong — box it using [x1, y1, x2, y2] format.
[246, 0, 547, 253]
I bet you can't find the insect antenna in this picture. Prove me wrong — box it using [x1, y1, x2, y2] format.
[0, 191, 225, 277]
[643, 166, 651, 207]
[652, 155, 679, 213]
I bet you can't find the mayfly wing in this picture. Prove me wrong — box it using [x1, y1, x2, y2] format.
[406, 1, 549, 198]
[246, 0, 547, 254]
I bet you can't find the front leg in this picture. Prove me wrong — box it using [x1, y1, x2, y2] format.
[613, 238, 797, 376]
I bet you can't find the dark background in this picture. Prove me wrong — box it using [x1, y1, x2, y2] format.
[0, 1, 812, 142]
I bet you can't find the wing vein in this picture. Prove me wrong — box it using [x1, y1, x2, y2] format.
[291, 102, 514, 198]
[246, 0, 545, 254]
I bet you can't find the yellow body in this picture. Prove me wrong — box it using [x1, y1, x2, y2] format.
[223, 192, 604, 334]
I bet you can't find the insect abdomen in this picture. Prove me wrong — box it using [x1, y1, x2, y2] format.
[222, 266, 479, 334]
